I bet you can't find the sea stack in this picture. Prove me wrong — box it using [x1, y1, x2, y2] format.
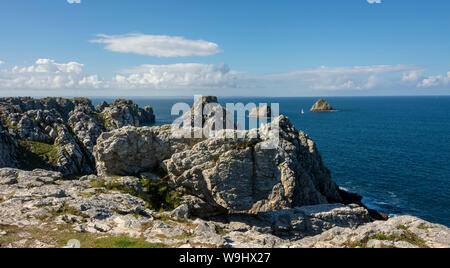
[310, 98, 336, 112]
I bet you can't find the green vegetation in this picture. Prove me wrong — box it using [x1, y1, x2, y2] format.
[144, 177, 182, 212]
[19, 139, 59, 164]
[0, 116, 17, 129]
[70, 97, 92, 106]
[417, 225, 435, 230]
[90, 172, 182, 212]
[97, 112, 115, 130]
[17, 139, 60, 170]
[345, 241, 365, 248]
[92, 236, 165, 248]
[346, 230, 430, 248]
[0, 224, 165, 248]
[51, 203, 88, 219]
[111, 99, 138, 110]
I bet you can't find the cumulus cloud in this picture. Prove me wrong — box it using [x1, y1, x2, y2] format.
[111, 63, 236, 89]
[367, 0, 382, 4]
[0, 60, 4, 66]
[91, 33, 222, 57]
[418, 72, 450, 88]
[0, 59, 102, 89]
[0, 59, 235, 91]
[1, 59, 449, 94]
[67, 0, 81, 4]
[402, 70, 424, 82]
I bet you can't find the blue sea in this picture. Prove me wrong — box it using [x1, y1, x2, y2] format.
[93, 96, 450, 227]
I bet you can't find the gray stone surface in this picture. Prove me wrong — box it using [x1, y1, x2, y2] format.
[0, 168, 448, 248]
[0, 97, 155, 175]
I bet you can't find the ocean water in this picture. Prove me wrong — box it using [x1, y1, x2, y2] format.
[93, 96, 450, 226]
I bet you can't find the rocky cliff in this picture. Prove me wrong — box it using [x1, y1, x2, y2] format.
[0, 97, 448, 248]
[94, 115, 343, 216]
[0, 97, 155, 175]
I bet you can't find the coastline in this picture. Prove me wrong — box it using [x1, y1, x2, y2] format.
[0, 96, 448, 248]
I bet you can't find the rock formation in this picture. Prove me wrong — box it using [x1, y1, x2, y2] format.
[95, 115, 343, 216]
[0, 168, 448, 248]
[1, 96, 448, 248]
[0, 97, 155, 175]
[249, 105, 272, 118]
[0, 125, 19, 168]
[310, 99, 336, 112]
[177, 96, 236, 134]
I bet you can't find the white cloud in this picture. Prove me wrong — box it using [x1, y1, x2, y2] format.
[0, 61, 4, 66]
[0, 59, 102, 89]
[91, 33, 222, 57]
[112, 63, 235, 89]
[367, 0, 382, 4]
[255, 65, 423, 90]
[1, 59, 449, 94]
[402, 70, 424, 82]
[418, 72, 450, 88]
[67, 0, 81, 4]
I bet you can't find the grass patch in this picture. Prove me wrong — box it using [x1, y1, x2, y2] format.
[97, 112, 115, 130]
[18, 139, 59, 165]
[417, 225, 434, 230]
[345, 241, 366, 248]
[397, 225, 409, 231]
[0, 116, 17, 129]
[89, 173, 182, 213]
[0, 224, 165, 248]
[145, 179, 182, 212]
[350, 231, 430, 249]
[51, 203, 88, 219]
[92, 236, 165, 248]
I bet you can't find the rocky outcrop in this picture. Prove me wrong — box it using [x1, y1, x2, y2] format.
[166, 116, 342, 215]
[95, 114, 342, 216]
[2, 96, 448, 248]
[0, 168, 447, 248]
[0, 125, 19, 168]
[96, 99, 155, 129]
[94, 125, 198, 176]
[249, 105, 272, 118]
[177, 96, 236, 134]
[0, 97, 155, 175]
[310, 99, 336, 112]
[94, 96, 234, 177]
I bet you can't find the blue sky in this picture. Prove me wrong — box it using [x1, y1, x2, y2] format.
[0, 0, 449, 96]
